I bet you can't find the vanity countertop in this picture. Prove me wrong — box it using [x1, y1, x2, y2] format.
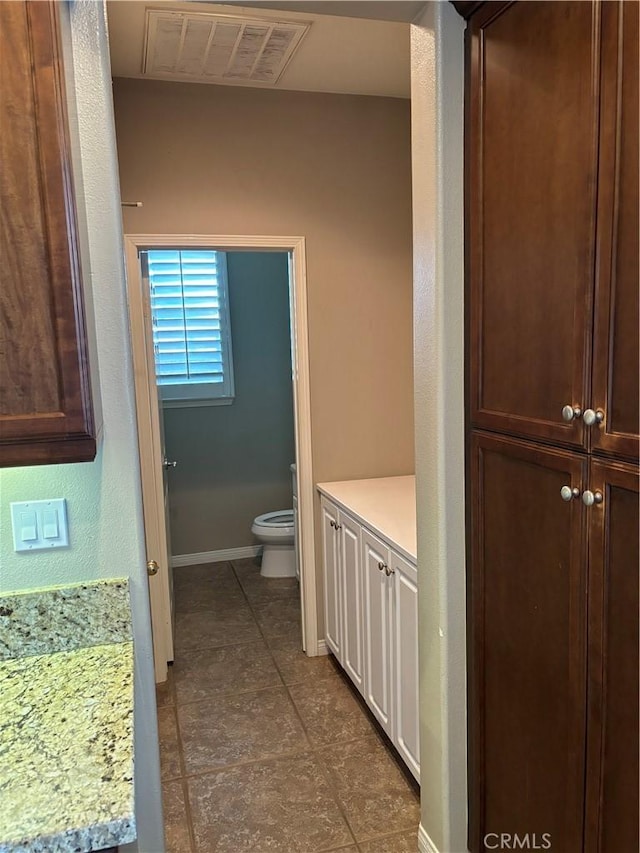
[317, 475, 417, 563]
[0, 580, 136, 853]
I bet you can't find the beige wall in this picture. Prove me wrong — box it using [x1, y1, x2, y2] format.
[113, 78, 414, 631]
[164, 252, 295, 555]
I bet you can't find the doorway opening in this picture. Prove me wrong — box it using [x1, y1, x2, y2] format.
[124, 234, 317, 683]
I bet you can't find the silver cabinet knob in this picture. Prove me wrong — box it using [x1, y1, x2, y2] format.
[330, 520, 336, 528]
[385, 565, 395, 576]
[378, 561, 386, 572]
[560, 485, 580, 501]
[163, 457, 177, 469]
[582, 490, 603, 506]
[562, 405, 582, 422]
[582, 409, 604, 427]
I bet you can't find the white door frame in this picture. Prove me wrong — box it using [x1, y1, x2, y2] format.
[124, 234, 320, 669]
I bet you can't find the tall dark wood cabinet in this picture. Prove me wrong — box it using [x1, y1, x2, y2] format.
[463, 1, 639, 851]
[0, 1, 96, 467]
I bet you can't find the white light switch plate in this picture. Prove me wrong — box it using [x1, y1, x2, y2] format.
[10, 499, 69, 552]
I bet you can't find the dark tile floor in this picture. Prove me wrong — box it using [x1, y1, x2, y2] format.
[157, 558, 420, 853]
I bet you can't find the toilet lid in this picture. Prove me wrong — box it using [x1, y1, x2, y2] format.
[254, 510, 294, 527]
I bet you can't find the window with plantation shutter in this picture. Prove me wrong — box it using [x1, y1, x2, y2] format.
[142, 249, 235, 406]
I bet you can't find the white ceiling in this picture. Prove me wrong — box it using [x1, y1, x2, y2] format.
[106, 1, 411, 98]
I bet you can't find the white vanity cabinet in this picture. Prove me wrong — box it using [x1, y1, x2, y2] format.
[390, 549, 420, 780]
[321, 498, 365, 692]
[339, 510, 365, 692]
[362, 529, 393, 737]
[363, 529, 420, 780]
[318, 477, 419, 783]
[321, 499, 341, 659]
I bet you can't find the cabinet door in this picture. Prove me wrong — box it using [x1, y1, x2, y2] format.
[584, 460, 639, 853]
[469, 431, 588, 852]
[591, 0, 639, 462]
[321, 499, 341, 660]
[339, 510, 364, 694]
[0, 1, 95, 466]
[391, 550, 420, 782]
[468, 1, 600, 448]
[362, 529, 392, 735]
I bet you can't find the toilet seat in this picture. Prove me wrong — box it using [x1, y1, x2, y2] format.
[253, 510, 294, 529]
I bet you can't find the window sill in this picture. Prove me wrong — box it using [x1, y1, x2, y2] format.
[161, 397, 235, 409]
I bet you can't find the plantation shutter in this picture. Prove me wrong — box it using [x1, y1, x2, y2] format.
[144, 249, 234, 403]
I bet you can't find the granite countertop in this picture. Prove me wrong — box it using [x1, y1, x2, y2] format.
[317, 475, 417, 563]
[0, 580, 136, 853]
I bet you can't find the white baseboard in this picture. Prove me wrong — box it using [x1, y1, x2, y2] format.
[316, 639, 329, 656]
[172, 545, 261, 568]
[418, 824, 440, 853]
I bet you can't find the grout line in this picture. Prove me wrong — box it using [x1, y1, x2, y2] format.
[175, 684, 296, 708]
[162, 732, 403, 786]
[173, 637, 268, 654]
[172, 699, 189, 783]
[174, 681, 290, 709]
[171, 746, 317, 781]
[171, 688, 198, 851]
[308, 726, 361, 849]
[179, 775, 197, 853]
[174, 624, 302, 657]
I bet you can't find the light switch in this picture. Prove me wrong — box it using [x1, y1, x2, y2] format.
[20, 511, 37, 542]
[42, 510, 59, 539]
[10, 499, 69, 552]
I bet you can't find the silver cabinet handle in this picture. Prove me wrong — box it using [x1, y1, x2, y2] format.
[378, 561, 386, 572]
[562, 405, 582, 422]
[163, 457, 177, 469]
[560, 485, 580, 501]
[582, 490, 603, 506]
[385, 565, 395, 576]
[582, 409, 604, 427]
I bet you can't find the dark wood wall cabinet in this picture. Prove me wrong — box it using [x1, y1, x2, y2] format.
[0, 1, 96, 467]
[465, 2, 638, 851]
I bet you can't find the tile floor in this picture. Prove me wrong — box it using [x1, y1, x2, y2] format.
[157, 558, 420, 853]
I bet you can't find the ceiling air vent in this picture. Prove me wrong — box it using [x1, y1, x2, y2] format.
[142, 9, 310, 86]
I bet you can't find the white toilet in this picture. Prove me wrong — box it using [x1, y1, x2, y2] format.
[251, 510, 296, 578]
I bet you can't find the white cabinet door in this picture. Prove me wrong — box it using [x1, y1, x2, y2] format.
[363, 529, 393, 735]
[391, 550, 420, 782]
[339, 509, 364, 693]
[321, 498, 341, 659]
